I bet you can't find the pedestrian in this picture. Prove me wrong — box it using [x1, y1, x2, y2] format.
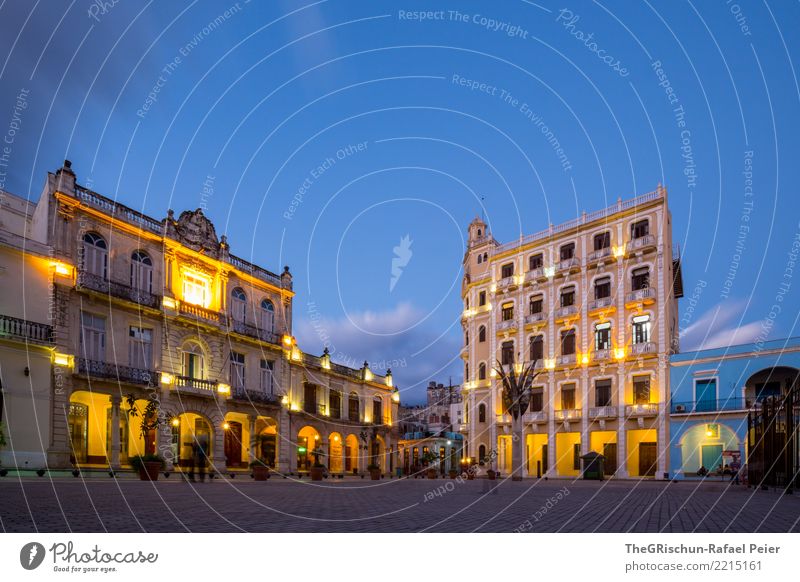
[196, 435, 208, 482]
[188, 441, 197, 482]
[730, 459, 741, 485]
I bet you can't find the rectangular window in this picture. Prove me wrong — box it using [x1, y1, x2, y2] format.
[594, 277, 611, 299]
[349, 396, 360, 421]
[632, 315, 651, 344]
[501, 302, 514, 321]
[694, 379, 717, 412]
[182, 272, 211, 308]
[230, 352, 245, 389]
[182, 350, 203, 379]
[373, 399, 382, 424]
[304, 384, 317, 414]
[501, 341, 514, 366]
[260, 359, 274, 394]
[529, 335, 543, 362]
[501, 263, 514, 278]
[594, 322, 611, 350]
[561, 385, 576, 409]
[594, 232, 610, 251]
[595, 379, 612, 407]
[529, 296, 543, 315]
[329, 391, 341, 418]
[530, 388, 543, 412]
[632, 267, 650, 290]
[560, 243, 575, 260]
[633, 376, 651, 404]
[529, 254, 543, 270]
[560, 288, 575, 307]
[478, 291, 487, 306]
[560, 329, 576, 356]
[80, 312, 106, 361]
[129, 326, 152, 369]
[631, 219, 650, 239]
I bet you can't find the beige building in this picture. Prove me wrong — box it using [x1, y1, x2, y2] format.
[459, 186, 682, 479]
[0, 161, 399, 476]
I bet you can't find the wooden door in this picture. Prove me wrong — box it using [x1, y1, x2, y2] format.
[224, 421, 243, 467]
[603, 443, 617, 475]
[639, 442, 657, 477]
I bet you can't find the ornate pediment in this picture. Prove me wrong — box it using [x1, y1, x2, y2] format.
[166, 208, 220, 257]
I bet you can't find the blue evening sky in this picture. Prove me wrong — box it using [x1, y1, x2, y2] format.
[1, 1, 798, 403]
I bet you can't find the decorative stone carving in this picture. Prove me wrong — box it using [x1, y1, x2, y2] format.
[166, 208, 220, 257]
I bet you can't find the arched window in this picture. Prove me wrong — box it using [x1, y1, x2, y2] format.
[479, 444, 487, 462]
[82, 232, 108, 279]
[182, 342, 205, 379]
[477, 254, 482, 264]
[478, 403, 486, 423]
[478, 325, 486, 342]
[130, 250, 153, 293]
[231, 287, 246, 322]
[483, 252, 488, 262]
[477, 228, 482, 237]
[260, 299, 275, 332]
[478, 363, 486, 380]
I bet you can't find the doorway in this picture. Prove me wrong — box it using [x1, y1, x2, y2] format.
[639, 442, 657, 477]
[224, 421, 244, 467]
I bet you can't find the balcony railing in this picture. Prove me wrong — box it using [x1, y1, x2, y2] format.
[594, 348, 611, 361]
[588, 247, 612, 262]
[497, 319, 516, 332]
[626, 403, 659, 416]
[558, 257, 581, 272]
[670, 398, 748, 414]
[525, 312, 547, 325]
[589, 406, 617, 419]
[588, 296, 614, 311]
[179, 302, 223, 324]
[497, 276, 516, 290]
[228, 319, 281, 345]
[625, 287, 657, 304]
[76, 358, 156, 386]
[303, 402, 327, 415]
[557, 353, 576, 366]
[231, 388, 280, 406]
[554, 305, 578, 319]
[554, 409, 581, 421]
[526, 268, 546, 282]
[225, 254, 285, 289]
[523, 410, 547, 423]
[76, 185, 165, 235]
[174, 375, 219, 394]
[0, 314, 53, 344]
[626, 234, 657, 253]
[631, 341, 657, 355]
[77, 270, 161, 309]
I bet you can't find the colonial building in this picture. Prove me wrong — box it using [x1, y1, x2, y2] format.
[670, 337, 800, 486]
[0, 161, 399, 476]
[459, 186, 682, 479]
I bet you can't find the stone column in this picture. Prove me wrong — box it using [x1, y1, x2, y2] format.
[248, 415, 257, 462]
[278, 408, 292, 473]
[110, 395, 121, 470]
[340, 438, 347, 475]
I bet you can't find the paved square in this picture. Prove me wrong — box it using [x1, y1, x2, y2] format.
[1, 476, 799, 533]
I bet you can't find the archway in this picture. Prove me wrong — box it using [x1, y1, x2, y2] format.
[345, 434, 359, 474]
[745, 366, 800, 405]
[257, 419, 278, 467]
[171, 412, 214, 468]
[297, 425, 321, 471]
[329, 432, 343, 473]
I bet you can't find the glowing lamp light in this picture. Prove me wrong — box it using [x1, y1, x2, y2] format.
[544, 266, 555, 278]
[314, 434, 320, 441]
[391, 390, 400, 403]
[291, 347, 302, 361]
[162, 296, 177, 309]
[52, 262, 72, 276]
[544, 359, 556, 370]
[581, 354, 590, 365]
[490, 284, 497, 293]
[613, 246, 625, 258]
[160, 372, 174, 386]
[171, 418, 180, 427]
[706, 429, 713, 437]
[282, 335, 294, 347]
[223, 422, 230, 430]
[614, 348, 626, 360]
[217, 382, 231, 395]
[281, 394, 289, 406]
[290, 402, 300, 412]
[297, 446, 307, 453]
[490, 369, 497, 378]
[53, 352, 72, 368]
[333, 435, 340, 442]
[447, 440, 452, 446]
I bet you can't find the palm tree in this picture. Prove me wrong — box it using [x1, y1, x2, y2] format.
[494, 356, 542, 480]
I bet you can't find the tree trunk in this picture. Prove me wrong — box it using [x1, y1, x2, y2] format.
[511, 416, 524, 481]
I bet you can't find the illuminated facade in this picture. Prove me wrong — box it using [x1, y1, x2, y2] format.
[459, 187, 682, 479]
[0, 161, 398, 475]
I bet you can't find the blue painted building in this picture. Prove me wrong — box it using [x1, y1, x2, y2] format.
[669, 337, 800, 480]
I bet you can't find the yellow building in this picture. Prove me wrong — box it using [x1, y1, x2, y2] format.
[459, 187, 682, 479]
[0, 161, 398, 476]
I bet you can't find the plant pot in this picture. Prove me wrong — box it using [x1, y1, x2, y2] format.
[369, 469, 381, 481]
[138, 461, 161, 481]
[487, 469, 496, 481]
[427, 468, 437, 479]
[310, 466, 324, 481]
[252, 465, 269, 481]
[448, 470, 458, 479]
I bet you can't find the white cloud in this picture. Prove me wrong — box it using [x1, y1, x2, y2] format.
[680, 300, 763, 351]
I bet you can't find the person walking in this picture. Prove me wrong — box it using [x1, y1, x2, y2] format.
[730, 459, 741, 485]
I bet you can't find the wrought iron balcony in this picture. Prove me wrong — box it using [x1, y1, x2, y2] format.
[626, 234, 657, 253]
[625, 287, 657, 305]
[496, 276, 516, 291]
[588, 247, 613, 262]
[228, 318, 280, 345]
[557, 353, 577, 366]
[626, 403, 659, 416]
[523, 410, 547, 423]
[589, 406, 617, 419]
[231, 388, 280, 406]
[77, 270, 161, 309]
[497, 319, 517, 332]
[631, 341, 657, 355]
[558, 257, 581, 273]
[76, 357, 156, 386]
[594, 348, 611, 361]
[554, 305, 578, 320]
[526, 267, 547, 282]
[554, 409, 581, 421]
[525, 312, 547, 325]
[670, 398, 747, 414]
[0, 314, 53, 344]
[588, 296, 615, 312]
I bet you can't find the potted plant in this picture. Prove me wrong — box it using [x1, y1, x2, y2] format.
[448, 468, 458, 479]
[367, 464, 381, 480]
[130, 454, 165, 481]
[250, 459, 270, 481]
[310, 461, 325, 481]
